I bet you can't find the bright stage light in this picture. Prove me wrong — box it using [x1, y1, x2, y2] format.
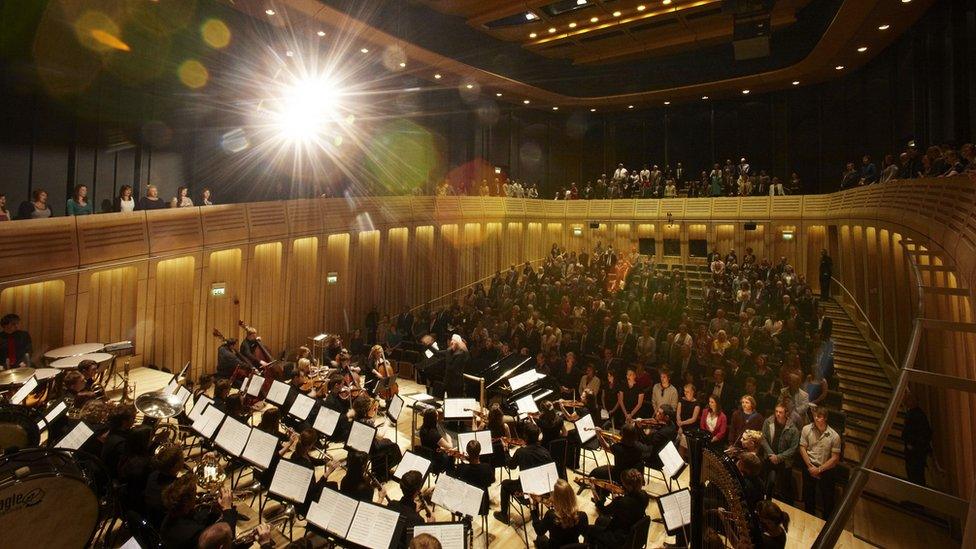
[273, 77, 342, 142]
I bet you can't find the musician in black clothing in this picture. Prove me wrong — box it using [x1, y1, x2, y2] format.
[455, 439, 495, 515]
[160, 474, 238, 549]
[588, 423, 648, 499]
[494, 423, 552, 524]
[240, 327, 272, 369]
[424, 333, 469, 397]
[215, 338, 247, 381]
[531, 479, 589, 549]
[537, 400, 567, 448]
[418, 408, 454, 473]
[588, 468, 650, 549]
[390, 470, 428, 548]
[341, 450, 384, 502]
[644, 405, 679, 470]
[77, 359, 105, 399]
[101, 404, 137, 476]
[144, 443, 185, 528]
[0, 313, 31, 368]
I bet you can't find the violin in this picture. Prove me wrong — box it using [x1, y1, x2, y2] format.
[573, 475, 625, 495]
[339, 384, 362, 401]
[555, 399, 586, 408]
[437, 447, 469, 462]
[494, 436, 527, 448]
[586, 427, 622, 443]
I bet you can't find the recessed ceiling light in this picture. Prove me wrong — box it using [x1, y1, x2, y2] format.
[857, 46, 868, 52]
[399, 62, 406, 68]
[525, 12, 538, 21]
[317, 31, 325, 37]
[577, 0, 587, 5]
[496, 93, 503, 97]
[613, 11, 622, 17]
[569, 22, 577, 28]
[552, 107, 559, 110]
[637, 5, 646, 11]
[664, 101, 670, 105]
[901, 0, 912, 3]
[702, 95, 709, 100]
[529, 32, 537, 38]
[434, 73, 442, 79]
[835, 65, 845, 70]
[548, 27, 557, 33]
[628, 105, 634, 109]
[523, 99, 530, 104]
[360, 48, 369, 53]
[792, 80, 800, 85]
[466, 83, 474, 89]
[265, 9, 276, 16]
[590, 108, 596, 112]
[663, 0, 672, 4]
[742, 89, 750, 94]
[591, 17, 599, 23]
[878, 24, 890, 30]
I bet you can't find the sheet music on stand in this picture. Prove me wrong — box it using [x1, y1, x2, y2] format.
[266, 379, 291, 406]
[424, 342, 439, 359]
[413, 523, 466, 549]
[386, 394, 405, 423]
[37, 400, 68, 432]
[347, 500, 402, 549]
[519, 462, 558, 496]
[659, 441, 687, 479]
[508, 369, 545, 392]
[457, 430, 494, 455]
[162, 378, 179, 396]
[347, 421, 376, 454]
[443, 398, 478, 419]
[308, 488, 358, 538]
[431, 474, 483, 518]
[119, 536, 143, 549]
[187, 395, 213, 423]
[269, 459, 313, 504]
[289, 393, 316, 420]
[574, 414, 596, 444]
[241, 427, 278, 469]
[313, 407, 341, 437]
[656, 488, 692, 534]
[192, 404, 225, 439]
[56, 421, 94, 450]
[175, 385, 192, 407]
[514, 394, 538, 417]
[246, 374, 265, 397]
[214, 416, 251, 457]
[393, 450, 432, 480]
[9, 376, 38, 405]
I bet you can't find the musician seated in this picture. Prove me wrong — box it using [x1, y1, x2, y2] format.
[455, 440, 494, 515]
[410, 533, 442, 549]
[736, 451, 766, 512]
[144, 443, 185, 528]
[588, 469, 649, 549]
[101, 403, 137, 476]
[349, 394, 402, 481]
[215, 337, 245, 382]
[417, 408, 453, 473]
[643, 405, 678, 471]
[476, 404, 511, 466]
[340, 450, 386, 502]
[117, 425, 154, 513]
[537, 400, 567, 448]
[389, 470, 427, 549]
[588, 423, 648, 500]
[531, 479, 589, 549]
[77, 359, 105, 397]
[63, 369, 100, 409]
[256, 407, 300, 488]
[241, 326, 270, 369]
[296, 346, 316, 375]
[494, 422, 552, 525]
[212, 379, 233, 413]
[160, 474, 238, 549]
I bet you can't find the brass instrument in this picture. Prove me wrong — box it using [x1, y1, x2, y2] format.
[573, 475, 625, 496]
[232, 505, 296, 546]
[194, 452, 226, 497]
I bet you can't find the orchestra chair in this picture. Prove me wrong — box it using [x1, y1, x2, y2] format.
[547, 438, 569, 481]
[506, 490, 534, 549]
[624, 515, 652, 549]
[123, 510, 163, 549]
[577, 438, 603, 474]
[642, 457, 675, 495]
[411, 445, 443, 486]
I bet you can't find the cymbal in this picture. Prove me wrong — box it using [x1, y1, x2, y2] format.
[0, 367, 35, 387]
[135, 391, 186, 419]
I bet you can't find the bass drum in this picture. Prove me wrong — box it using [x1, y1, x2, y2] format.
[0, 448, 100, 549]
[0, 404, 40, 450]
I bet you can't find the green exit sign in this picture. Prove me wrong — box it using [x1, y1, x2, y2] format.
[211, 283, 226, 297]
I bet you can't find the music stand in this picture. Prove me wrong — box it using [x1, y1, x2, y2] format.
[656, 487, 692, 545]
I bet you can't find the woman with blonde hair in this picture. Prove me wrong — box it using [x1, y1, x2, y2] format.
[530, 479, 588, 549]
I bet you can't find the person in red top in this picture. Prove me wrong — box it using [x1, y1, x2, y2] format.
[700, 394, 728, 450]
[0, 314, 31, 369]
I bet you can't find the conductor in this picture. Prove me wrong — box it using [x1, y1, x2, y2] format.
[423, 333, 469, 398]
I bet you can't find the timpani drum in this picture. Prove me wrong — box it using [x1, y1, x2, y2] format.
[33, 368, 59, 382]
[0, 405, 40, 449]
[43, 343, 106, 361]
[0, 448, 100, 549]
[49, 352, 115, 370]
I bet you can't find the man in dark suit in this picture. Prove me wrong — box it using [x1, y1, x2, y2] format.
[389, 470, 427, 549]
[705, 367, 737, 415]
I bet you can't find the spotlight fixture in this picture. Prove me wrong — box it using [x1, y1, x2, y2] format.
[857, 46, 868, 52]
[613, 11, 622, 17]
[742, 89, 750, 94]
[496, 92, 503, 97]
[664, 101, 670, 105]
[835, 65, 845, 70]
[265, 9, 276, 16]
[637, 5, 646, 11]
[702, 95, 709, 100]
[525, 12, 538, 21]
[577, 0, 587, 5]
[628, 105, 634, 109]
[590, 108, 596, 112]
[792, 80, 800, 85]
[465, 83, 474, 89]
[523, 99, 530, 104]
[529, 32, 537, 38]
[591, 17, 599, 22]
[317, 31, 325, 37]
[399, 62, 406, 68]
[548, 27, 557, 33]
[360, 47, 369, 53]
[569, 22, 577, 28]
[663, 0, 672, 4]
[901, 0, 912, 3]
[552, 107, 559, 110]
[878, 24, 890, 30]
[434, 73, 442, 79]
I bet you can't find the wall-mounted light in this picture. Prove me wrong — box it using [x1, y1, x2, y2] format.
[573, 226, 583, 237]
[782, 229, 795, 241]
[327, 272, 339, 285]
[494, 167, 502, 174]
[210, 283, 227, 297]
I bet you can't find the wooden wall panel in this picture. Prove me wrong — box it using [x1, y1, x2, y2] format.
[324, 234, 350, 333]
[201, 249, 243, 375]
[352, 231, 381, 328]
[287, 237, 320, 346]
[247, 243, 285, 353]
[0, 280, 65, 359]
[150, 257, 195, 374]
[84, 267, 138, 345]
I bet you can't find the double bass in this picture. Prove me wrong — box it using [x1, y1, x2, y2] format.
[238, 320, 274, 368]
[212, 328, 253, 384]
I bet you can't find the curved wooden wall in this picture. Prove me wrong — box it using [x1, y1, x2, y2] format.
[1, 177, 974, 495]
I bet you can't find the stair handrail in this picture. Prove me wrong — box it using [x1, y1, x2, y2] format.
[406, 257, 548, 316]
[828, 275, 900, 383]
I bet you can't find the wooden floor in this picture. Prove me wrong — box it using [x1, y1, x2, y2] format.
[124, 367, 954, 549]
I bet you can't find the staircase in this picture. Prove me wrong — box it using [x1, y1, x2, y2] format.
[820, 300, 905, 474]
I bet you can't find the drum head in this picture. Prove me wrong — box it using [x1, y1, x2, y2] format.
[0, 474, 98, 549]
[0, 406, 40, 449]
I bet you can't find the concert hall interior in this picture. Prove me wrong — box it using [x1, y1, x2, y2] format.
[0, 1, 975, 548]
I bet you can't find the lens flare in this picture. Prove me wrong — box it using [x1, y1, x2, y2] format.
[201, 19, 231, 49]
[272, 77, 341, 142]
[178, 59, 208, 88]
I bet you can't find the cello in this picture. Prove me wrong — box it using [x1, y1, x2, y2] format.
[238, 320, 274, 368]
[367, 345, 398, 400]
